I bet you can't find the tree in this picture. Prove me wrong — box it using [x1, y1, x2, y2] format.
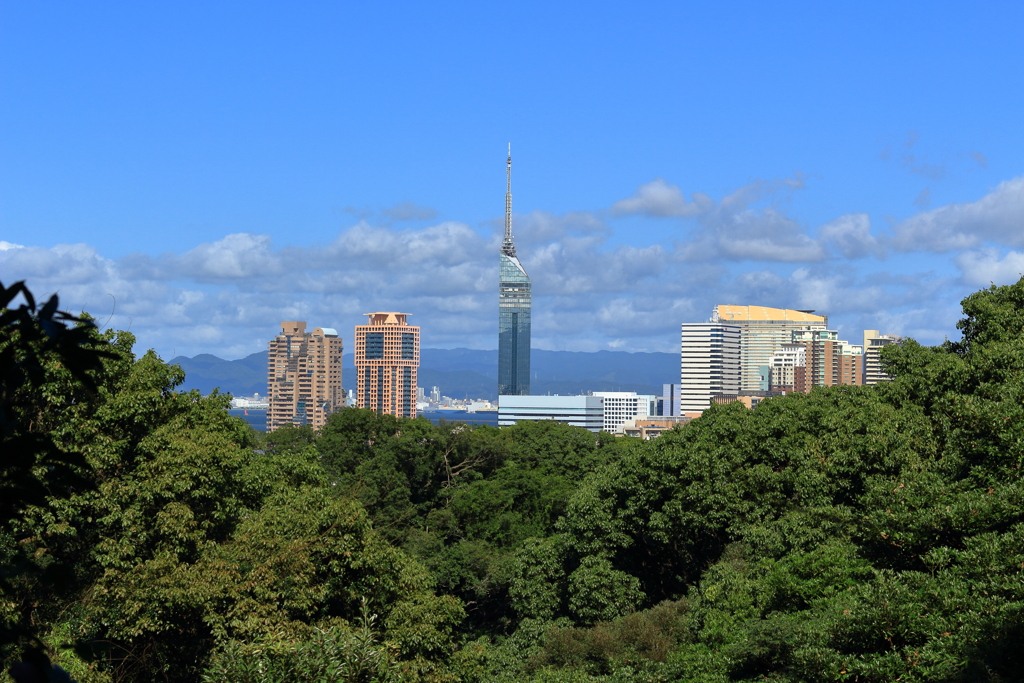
[3, 301, 463, 682]
[1, 280, 110, 681]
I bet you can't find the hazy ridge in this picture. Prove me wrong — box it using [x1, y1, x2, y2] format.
[170, 348, 678, 400]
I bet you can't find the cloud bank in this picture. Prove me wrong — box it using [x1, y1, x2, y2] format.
[893, 177, 1024, 251]
[5, 173, 1024, 362]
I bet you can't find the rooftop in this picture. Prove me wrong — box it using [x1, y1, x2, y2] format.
[362, 312, 413, 326]
[714, 305, 825, 323]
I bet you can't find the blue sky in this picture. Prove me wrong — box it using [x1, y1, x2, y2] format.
[3, 1, 1024, 359]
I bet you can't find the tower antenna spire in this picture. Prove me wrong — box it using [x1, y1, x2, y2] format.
[502, 143, 516, 257]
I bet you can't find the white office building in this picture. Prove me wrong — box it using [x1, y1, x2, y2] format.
[593, 391, 657, 434]
[680, 323, 741, 414]
[497, 395, 604, 432]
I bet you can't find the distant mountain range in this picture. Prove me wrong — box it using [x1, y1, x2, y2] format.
[170, 348, 677, 400]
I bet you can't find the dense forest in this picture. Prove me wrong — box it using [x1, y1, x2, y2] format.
[3, 277, 1024, 682]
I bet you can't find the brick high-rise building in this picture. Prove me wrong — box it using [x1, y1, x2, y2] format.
[266, 321, 343, 432]
[838, 342, 863, 386]
[791, 329, 863, 389]
[354, 312, 420, 418]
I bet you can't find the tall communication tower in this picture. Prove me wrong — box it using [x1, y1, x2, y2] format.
[497, 143, 531, 396]
[502, 143, 516, 257]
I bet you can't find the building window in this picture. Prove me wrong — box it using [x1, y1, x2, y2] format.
[377, 367, 385, 413]
[402, 366, 412, 416]
[401, 333, 416, 360]
[365, 333, 385, 360]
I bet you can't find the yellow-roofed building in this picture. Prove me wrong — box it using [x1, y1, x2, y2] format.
[712, 305, 828, 391]
[713, 305, 826, 324]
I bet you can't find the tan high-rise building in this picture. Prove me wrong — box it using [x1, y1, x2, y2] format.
[266, 321, 343, 431]
[863, 330, 901, 385]
[712, 306, 827, 391]
[354, 312, 420, 418]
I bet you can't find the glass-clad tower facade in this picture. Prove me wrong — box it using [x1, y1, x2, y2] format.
[498, 145, 531, 395]
[499, 252, 531, 395]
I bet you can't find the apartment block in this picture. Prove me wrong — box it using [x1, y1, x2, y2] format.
[711, 306, 826, 391]
[266, 321, 343, 432]
[354, 312, 420, 418]
[768, 342, 807, 393]
[680, 323, 741, 414]
[863, 330, 901, 385]
[791, 329, 863, 388]
[593, 391, 657, 434]
[838, 342, 863, 385]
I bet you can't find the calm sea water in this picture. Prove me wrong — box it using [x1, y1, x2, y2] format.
[419, 410, 498, 426]
[227, 409, 498, 431]
[228, 409, 267, 431]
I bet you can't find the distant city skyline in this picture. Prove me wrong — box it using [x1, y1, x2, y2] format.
[2, 3, 1023, 360]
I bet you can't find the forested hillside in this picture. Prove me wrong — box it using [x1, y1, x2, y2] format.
[4, 278, 1024, 682]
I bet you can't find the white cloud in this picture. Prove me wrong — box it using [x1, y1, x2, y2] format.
[819, 213, 884, 259]
[514, 210, 610, 242]
[690, 184, 826, 263]
[1, 171, 988, 361]
[955, 248, 1024, 287]
[893, 176, 1024, 252]
[0, 223, 499, 358]
[615, 175, 840, 264]
[180, 233, 283, 280]
[788, 268, 888, 314]
[328, 221, 485, 268]
[716, 265, 951, 330]
[611, 178, 710, 217]
[0, 243, 113, 285]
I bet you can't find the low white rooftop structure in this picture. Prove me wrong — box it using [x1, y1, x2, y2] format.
[497, 395, 604, 433]
[593, 391, 657, 434]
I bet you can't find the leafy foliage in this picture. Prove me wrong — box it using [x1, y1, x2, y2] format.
[1, 290, 462, 682]
[316, 410, 626, 634]
[533, 598, 690, 675]
[202, 602, 398, 683]
[8, 277, 1024, 682]
[1, 281, 111, 681]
